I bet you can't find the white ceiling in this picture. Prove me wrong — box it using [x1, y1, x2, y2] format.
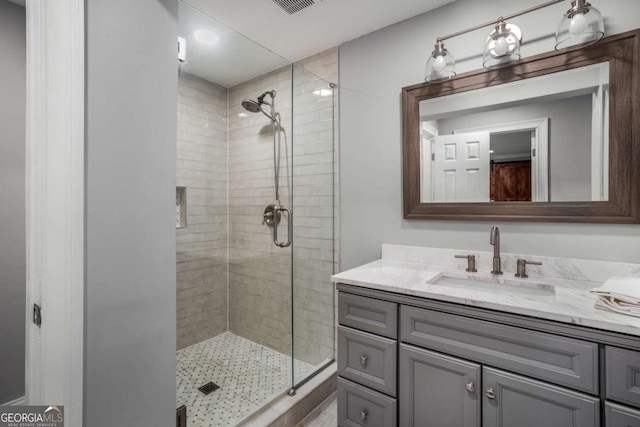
[179, 2, 290, 87]
[184, 0, 455, 62]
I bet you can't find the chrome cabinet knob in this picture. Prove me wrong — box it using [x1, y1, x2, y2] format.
[466, 382, 475, 393]
[360, 409, 368, 421]
[486, 387, 496, 399]
[360, 355, 368, 366]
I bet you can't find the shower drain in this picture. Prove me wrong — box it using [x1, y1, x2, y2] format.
[198, 382, 220, 395]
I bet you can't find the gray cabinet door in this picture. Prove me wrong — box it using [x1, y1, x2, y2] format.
[399, 344, 480, 427]
[483, 367, 600, 427]
[607, 346, 640, 408]
[338, 377, 397, 427]
[606, 402, 640, 427]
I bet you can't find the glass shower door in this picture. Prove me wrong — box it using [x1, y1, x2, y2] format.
[290, 62, 337, 389]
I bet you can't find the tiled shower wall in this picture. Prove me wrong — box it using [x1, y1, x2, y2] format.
[176, 72, 229, 350]
[228, 66, 294, 356]
[228, 48, 339, 365]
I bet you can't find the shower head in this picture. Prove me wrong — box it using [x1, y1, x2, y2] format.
[242, 90, 278, 121]
[241, 99, 262, 114]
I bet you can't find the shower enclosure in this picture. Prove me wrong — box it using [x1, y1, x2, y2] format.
[176, 3, 336, 425]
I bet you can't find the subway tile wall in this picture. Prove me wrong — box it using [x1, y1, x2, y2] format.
[228, 65, 294, 356]
[176, 72, 229, 349]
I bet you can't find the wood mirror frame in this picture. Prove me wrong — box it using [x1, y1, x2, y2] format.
[402, 29, 639, 223]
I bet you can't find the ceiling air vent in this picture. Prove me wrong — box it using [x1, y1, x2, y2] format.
[272, 0, 315, 15]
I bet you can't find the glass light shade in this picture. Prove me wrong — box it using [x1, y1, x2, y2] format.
[483, 21, 522, 69]
[425, 40, 456, 82]
[555, 2, 604, 50]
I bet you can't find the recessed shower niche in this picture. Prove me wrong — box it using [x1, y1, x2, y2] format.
[176, 186, 186, 229]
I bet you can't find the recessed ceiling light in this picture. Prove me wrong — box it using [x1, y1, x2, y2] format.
[194, 29, 219, 45]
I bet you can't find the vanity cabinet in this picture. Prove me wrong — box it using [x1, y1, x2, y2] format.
[337, 285, 640, 427]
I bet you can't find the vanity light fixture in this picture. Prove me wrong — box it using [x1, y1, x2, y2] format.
[555, 0, 604, 50]
[424, 0, 605, 82]
[425, 39, 456, 82]
[482, 18, 522, 68]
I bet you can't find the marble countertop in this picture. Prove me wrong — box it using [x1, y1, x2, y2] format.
[332, 258, 640, 337]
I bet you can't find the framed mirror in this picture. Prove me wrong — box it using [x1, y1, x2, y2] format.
[402, 30, 640, 223]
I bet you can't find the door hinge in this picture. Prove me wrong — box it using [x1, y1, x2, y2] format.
[431, 153, 435, 161]
[532, 148, 536, 157]
[33, 303, 42, 327]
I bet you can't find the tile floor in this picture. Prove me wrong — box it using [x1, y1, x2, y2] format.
[177, 332, 317, 427]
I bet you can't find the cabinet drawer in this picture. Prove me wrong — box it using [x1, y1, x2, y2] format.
[338, 377, 397, 427]
[338, 326, 397, 396]
[606, 346, 640, 408]
[606, 402, 640, 426]
[339, 292, 397, 338]
[483, 367, 599, 427]
[401, 305, 598, 394]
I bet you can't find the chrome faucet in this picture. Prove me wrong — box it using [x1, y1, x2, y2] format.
[490, 226, 503, 275]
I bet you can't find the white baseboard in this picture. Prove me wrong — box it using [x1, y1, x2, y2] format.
[1, 396, 26, 406]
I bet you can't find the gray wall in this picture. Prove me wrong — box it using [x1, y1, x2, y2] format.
[339, 0, 640, 270]
[84, 0, 178, 425]
[0, 0, 25, 404]
[437, 95, 593, 201]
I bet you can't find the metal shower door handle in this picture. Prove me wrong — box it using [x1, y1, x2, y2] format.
[273, 206, 292, 248]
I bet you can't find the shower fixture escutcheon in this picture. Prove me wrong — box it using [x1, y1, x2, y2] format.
[263, 204, 281, 227]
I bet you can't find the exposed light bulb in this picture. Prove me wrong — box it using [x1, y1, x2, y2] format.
[433, 55, 447, 72]
[494, 36, 510, 56]
[569, 12, 588, 35]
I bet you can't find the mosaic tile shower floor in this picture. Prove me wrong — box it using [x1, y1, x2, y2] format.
[177, 332, 317, 427]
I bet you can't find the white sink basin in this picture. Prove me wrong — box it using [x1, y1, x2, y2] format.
[427, 273, 556, 297]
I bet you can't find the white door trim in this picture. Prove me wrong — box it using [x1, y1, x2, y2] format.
[454, 118, 550, 202]
[420, 123, 438, 203]
[25, 0, 84, 425]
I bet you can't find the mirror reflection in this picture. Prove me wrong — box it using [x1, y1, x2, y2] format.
[419, 62, 609, 203]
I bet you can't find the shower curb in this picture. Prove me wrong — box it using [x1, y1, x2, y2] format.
[238, 363, 337, 427]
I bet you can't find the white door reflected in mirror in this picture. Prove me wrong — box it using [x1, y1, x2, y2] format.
[419, 62, 609, 204]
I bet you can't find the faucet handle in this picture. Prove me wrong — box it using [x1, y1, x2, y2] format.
[455, 254, 477, 273]
[515, 259, 542, 278]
